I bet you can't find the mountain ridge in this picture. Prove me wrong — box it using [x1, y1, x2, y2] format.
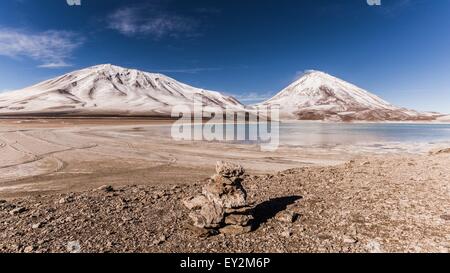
[0, 65, 443, 121]
[257, 70, 439, 121]
[0, 64, 244, 117]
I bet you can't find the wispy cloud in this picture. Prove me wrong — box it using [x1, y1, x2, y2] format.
[0, 27, 83, 68]
[155, 67, 222, 74]
[107, 5, 199, 39]
[37, 62, 73, 69]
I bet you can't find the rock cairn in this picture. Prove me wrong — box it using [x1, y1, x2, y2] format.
[183, 161, 254, 235]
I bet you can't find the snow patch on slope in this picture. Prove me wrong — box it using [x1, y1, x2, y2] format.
[0, 64, 244, 116]
[258, 71, 438, 121]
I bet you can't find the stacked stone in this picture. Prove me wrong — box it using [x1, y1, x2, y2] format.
[183, 161, 254, 235]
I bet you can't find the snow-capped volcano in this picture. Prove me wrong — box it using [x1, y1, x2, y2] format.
[258, 70, 437, 121]
[0, 64, 243, 117]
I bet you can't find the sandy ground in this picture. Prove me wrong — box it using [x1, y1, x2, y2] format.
[0, 119, 356, 199]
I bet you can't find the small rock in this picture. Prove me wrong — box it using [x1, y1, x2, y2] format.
[440, 215, 450, 221]
[361, 161, 370, 166]
[23, 246, 35, 253]
[152, 190, 165, 199]
[280, 229, 292, 238]
[224, 214, 254, 226]
[37, 239, 49, 245]
[10, 244, 20, 252]
[9, 207, 26, 215]
[185, 223, 219, 238]
[152, 235, 166, 245]
[274, 211, 298, 223]
[219, 224, 252, 235]
[97, 185, 114, 192]
[224, 206, 254, 214]
[32, 222, 43, 229]
[343, 236, 358, 244]
[67, 241, 81, 253]
[121, 216, 133, 222]
[366, 240, 383, 253]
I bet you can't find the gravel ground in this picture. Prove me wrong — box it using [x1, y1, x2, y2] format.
[1, 153, 449, 253]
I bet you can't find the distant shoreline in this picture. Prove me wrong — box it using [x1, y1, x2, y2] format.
[1, 115, 449, 125]
[0, 115, 178, 120]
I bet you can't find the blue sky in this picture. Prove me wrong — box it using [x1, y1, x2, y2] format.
[0, 0, 449, 112]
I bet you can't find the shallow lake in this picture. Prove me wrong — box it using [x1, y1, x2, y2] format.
[279, 122, 450, 147]
[165, 121, 450, 148]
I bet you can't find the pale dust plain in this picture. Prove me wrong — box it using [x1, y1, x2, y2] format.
[0, 118, 354, 199]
